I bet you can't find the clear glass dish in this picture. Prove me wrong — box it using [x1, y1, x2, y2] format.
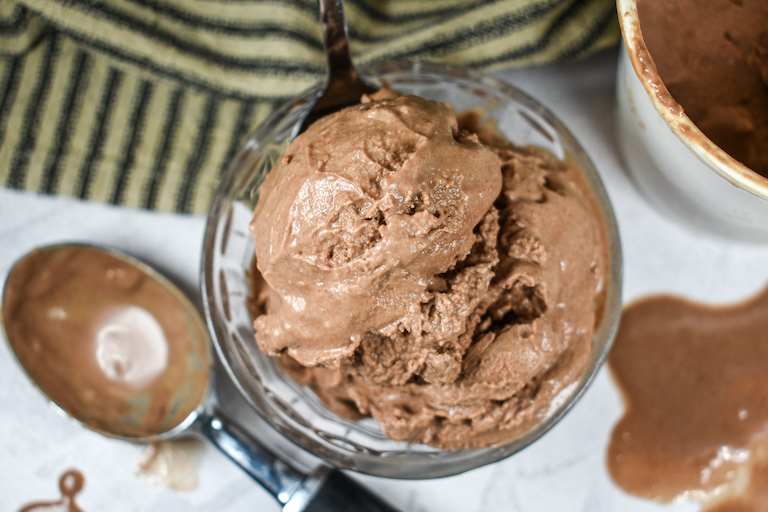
[201, 61, 622, 479]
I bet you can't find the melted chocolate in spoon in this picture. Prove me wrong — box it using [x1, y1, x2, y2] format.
[2, 245, 209, 439]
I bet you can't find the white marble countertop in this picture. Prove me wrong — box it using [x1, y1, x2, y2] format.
[3, 48, 768, 512]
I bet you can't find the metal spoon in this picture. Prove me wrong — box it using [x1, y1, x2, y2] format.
[298, 0, 377, 133]
[1, 243, 396, 512]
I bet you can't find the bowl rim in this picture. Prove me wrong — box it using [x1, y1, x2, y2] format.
[200, 60, 623, 478]
[616, 0, 768, 199]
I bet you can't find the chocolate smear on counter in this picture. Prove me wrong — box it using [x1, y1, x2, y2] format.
[19, 469, 85, 512]
[138, 438, 204, 491]
[608, 286, 768, 509]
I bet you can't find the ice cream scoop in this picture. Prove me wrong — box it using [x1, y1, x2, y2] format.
[251, 92, 503, 370]
[1, 243, 396, 512]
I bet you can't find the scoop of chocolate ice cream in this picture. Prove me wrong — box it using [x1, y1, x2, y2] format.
[250, 91, 502, 368]
[249, 93, 608, 450]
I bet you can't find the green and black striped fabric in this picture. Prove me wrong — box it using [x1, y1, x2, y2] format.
[0, 0, 619, 214]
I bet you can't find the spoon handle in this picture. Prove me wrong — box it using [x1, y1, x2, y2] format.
[298, 0, 377, 133]
[198, 409, 309, 505]
[301, 469, 400, 512]
[318, 0, 356, 83]
[198, 409, 398, 511]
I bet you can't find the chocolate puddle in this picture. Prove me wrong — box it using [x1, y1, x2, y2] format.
[608, 286, 768, 508]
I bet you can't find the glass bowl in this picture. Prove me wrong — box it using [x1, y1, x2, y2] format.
[201, 61, 622, 479]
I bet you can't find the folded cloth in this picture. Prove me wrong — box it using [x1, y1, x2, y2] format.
[0, 0, 619, 214]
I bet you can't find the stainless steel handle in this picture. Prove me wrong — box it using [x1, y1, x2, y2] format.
[195, 407, 399, 511]
[298, 0, 376, 133]
[196, 409, 326, 510]
[318, 0, 356, 83]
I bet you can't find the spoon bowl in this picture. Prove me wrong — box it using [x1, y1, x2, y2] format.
[1, 243, 211, 442]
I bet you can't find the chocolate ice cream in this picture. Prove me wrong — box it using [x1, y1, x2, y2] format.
[637, 0, 768, 178]
[249, 92, 609, 450]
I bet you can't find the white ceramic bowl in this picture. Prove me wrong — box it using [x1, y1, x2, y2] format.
[615, 0, 768, 242]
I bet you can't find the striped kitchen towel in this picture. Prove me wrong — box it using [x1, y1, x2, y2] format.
[0, 0, 619, 214]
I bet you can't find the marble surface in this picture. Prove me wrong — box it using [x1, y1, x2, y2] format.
[2, 48, 768, 511]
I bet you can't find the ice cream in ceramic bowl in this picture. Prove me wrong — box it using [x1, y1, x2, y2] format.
[202, 61, 622, 478]
[615, 0, 768, 241]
